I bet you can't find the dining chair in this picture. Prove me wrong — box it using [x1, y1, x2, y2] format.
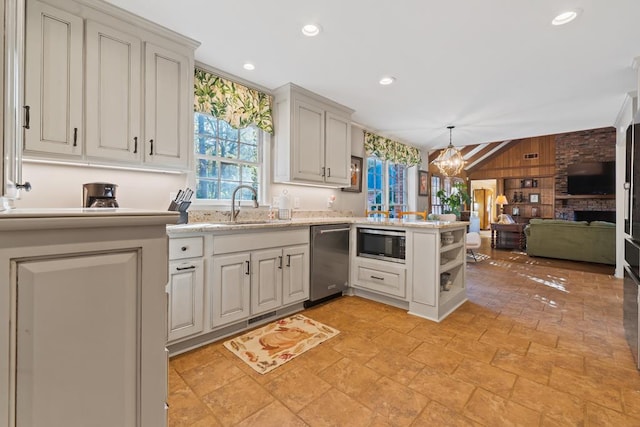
[398, 211, 427, 220]
[366, 210, 389, 218]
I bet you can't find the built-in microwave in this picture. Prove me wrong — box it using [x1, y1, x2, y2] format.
[357, 228, 406, 263]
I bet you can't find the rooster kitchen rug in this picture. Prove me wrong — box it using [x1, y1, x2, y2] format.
[223, 314, 340, 374]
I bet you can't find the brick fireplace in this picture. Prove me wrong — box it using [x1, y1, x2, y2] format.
[554, 127, 616, 220]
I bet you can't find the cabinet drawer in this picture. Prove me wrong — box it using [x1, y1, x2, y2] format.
[169, 237, 204, 260]
[356, 265, 405, 298]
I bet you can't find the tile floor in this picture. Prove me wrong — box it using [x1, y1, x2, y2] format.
[168, 237, 638, 426]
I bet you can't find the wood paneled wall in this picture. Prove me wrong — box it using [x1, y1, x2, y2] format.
[467, 136, 556, 180]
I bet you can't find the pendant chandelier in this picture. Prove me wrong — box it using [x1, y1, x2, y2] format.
[432, 125, 465, 176]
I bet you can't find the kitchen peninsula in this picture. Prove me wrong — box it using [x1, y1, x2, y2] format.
[166, 217, 468, 354]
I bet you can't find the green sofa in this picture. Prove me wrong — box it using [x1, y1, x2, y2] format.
[524, 219, 615, 265]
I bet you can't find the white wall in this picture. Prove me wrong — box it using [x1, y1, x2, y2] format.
[15, 125, 369, 213]
[15, 162, 187, 209]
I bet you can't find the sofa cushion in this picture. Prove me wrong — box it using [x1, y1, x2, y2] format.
[589, 221, 615, 227]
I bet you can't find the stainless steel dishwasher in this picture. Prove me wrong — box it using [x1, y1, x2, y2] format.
[306, 223, 350, 307]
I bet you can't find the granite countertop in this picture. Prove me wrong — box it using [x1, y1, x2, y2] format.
[0, 208, 179, 231]
[167, 217, 468, 234]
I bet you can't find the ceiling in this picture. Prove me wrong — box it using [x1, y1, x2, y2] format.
[105, 0, 640, 151]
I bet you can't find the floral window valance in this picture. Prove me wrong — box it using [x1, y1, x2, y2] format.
[364, 131, 421, 166]
[194, 68, 274, 134]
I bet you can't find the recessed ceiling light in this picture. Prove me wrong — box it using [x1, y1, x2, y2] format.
[301, 24, 321, 37]
[379, 76, 396, 86]
[243, 62, 255, 71]
[552, 10, 580, 26]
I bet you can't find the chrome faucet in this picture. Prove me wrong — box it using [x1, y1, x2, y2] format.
[231, 185, 259, 221]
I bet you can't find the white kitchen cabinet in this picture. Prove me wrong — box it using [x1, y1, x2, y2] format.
[408, 227, 467, 322]
[251, 248, 283, 315]
[85, 20, 142, 163]
[274, 83, 353, 187]
[351, 256, 407, 299]
[0, 210, 176, 427]
[282, 244, 310, 305]
[16, 252, 139, 427]
[168, 259, 204, 342]
[22, 0, 198, 171]
[144, 42, 191, 169]
[24, 0, 83, 157]
[250, 244, 309, 315]
[210, 252, 251, 328]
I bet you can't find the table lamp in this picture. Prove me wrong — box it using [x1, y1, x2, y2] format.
[495, 194, 509, 223]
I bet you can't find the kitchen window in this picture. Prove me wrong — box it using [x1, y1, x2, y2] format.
[431, 174, 442, 214]
[194, 112, 263, 202]
[366, 155, 408, 217]
[192, 67, 273, 203]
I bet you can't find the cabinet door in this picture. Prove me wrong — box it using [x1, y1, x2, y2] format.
[85, 20, 141, 163]
[144, 42, 190, 169]
[210, 253, 250, 328]
[15, 251, 140, 427]
[24, 0, 83, 156]
[167, 259, 204, 342]
[324, 111, 351, 185]
[251, 248, 283, 315]
[292, 98, 325, 182]
[282, 244, 309, 305]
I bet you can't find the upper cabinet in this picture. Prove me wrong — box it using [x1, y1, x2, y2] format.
[85, 20, 142, 163]
[23, 0, 199, 171]
[273, 83, 353, 187]
[24, 1, 83, 157]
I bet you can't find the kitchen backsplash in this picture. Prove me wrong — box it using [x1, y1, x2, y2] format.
[188, 209, 354, 223]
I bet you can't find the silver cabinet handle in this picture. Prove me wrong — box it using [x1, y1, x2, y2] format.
[319, 228, 350, 234]
[176, 265, 195, 271]
[286, 255, 291, 267]
[370, 275, 385, 281]
[327, 167, 331, 177]
[278, 256, 283, 269]
[245, 260, 250, 275]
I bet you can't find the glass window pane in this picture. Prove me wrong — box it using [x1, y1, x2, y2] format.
[196, 159, 218, 178]
[239, 127, 258, 145]
[218, 120, 239, 141]
[194, 136, 217, 156]
[194, 113, 217, 136]
[239, 143, 258, 162]
[196, 179, 218, 200]
[219, 140, 238, 159]
[220, 162, 239, 180]
[219, 181, 240, 200]
[241, 165, 258, 183]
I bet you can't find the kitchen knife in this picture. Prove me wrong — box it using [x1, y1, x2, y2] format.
[174, 189, 183, 202]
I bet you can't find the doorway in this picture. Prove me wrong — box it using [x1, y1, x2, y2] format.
[470, 180, 497, 230]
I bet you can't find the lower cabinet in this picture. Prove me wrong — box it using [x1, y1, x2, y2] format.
[282, 245, 310, 305]
[167, 259, 204, 342]
[351, 257, 407, 299]
[210, 253, 251, 327]
[167, 229, 310, 348]
[1, 212, 173, 427]
[251, 245, 309, 316]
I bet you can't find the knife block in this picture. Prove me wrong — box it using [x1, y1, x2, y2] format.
[168, 201, 191, 224]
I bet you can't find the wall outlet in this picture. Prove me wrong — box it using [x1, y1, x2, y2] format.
[294, 197, 300, 209]
[272, 196, 280, 207]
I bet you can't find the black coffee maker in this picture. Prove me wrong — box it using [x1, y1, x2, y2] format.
[83, 182, 119, 208]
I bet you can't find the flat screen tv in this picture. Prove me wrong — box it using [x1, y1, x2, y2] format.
[567, 161, 615, 195]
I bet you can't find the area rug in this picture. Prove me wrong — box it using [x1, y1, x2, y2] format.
[223, 314, 340, 374]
